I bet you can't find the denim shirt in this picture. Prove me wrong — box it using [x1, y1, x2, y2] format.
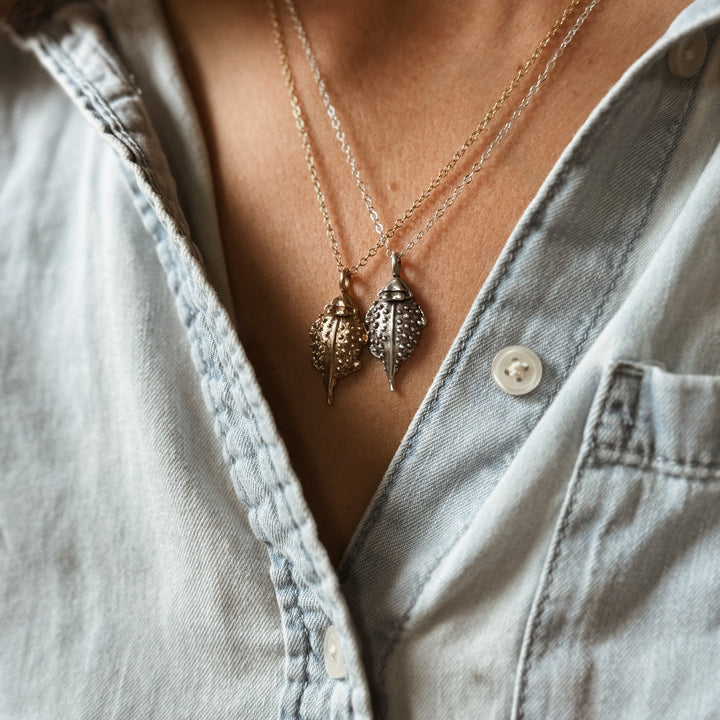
[2, 1, 720, 718]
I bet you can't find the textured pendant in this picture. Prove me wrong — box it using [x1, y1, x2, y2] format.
[365, 252, 427, 391]
[310, 269, 368, 405]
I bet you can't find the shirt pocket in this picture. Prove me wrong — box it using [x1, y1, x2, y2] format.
[514, 361, 720, 720]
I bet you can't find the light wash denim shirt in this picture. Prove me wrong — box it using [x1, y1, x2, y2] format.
[2, 1, 720, 718]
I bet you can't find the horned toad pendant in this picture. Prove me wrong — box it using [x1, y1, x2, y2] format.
[365, 252, 427, 391]
[309, 269, 368, 405]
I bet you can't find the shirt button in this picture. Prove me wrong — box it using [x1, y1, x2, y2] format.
[323, 625, 346, 679]
[492, 345, 542, 396]
[667, 30, 707, 78]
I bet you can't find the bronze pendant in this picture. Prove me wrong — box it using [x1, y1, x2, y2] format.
[309, 269, 368, 405]
[366, 253, 426, 391]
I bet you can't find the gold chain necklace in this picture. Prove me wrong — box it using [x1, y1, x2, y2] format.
[268, 0, 601, 403]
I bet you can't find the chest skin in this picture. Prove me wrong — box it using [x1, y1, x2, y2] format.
[162, 0, 691, 564]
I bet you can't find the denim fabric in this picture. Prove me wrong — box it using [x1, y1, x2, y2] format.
[0, 13, 289, 720]
[1, 1, 720, 718]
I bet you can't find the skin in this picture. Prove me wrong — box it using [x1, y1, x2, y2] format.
[162, 0, 691, 564]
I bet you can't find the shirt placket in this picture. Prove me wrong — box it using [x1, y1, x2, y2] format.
[23, 8, 372, 719]
[339, 18, 715, 717]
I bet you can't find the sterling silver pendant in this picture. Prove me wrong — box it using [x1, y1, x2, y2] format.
[365, 253, 427, 391]
[310, 269, 368, 405]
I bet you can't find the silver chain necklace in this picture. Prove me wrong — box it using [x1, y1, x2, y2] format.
[269, 0, 601, 401]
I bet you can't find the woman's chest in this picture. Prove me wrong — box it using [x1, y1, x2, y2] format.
[165, 0, 694, 560]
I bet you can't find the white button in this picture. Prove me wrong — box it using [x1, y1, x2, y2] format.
[668, 31, 707, 78]
[323, 625, 346, 679]
[492, 345, 542, 396]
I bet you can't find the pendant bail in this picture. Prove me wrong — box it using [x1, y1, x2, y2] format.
[391, 251, 402, 277]
[339, 267, 352, 292]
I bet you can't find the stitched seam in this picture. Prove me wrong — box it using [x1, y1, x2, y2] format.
[594, 370, 720, 474]
[512, 357, 620, 720]
[594, 445, 720, 475]
[40, 35, 150, 175]
[537, 123, 692, 421]
[611, 363, 646, 380]
[36, 30, 191, 239]
[284, 556, 312, 719]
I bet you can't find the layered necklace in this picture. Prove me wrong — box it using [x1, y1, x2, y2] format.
[268, 0, 601, 404]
